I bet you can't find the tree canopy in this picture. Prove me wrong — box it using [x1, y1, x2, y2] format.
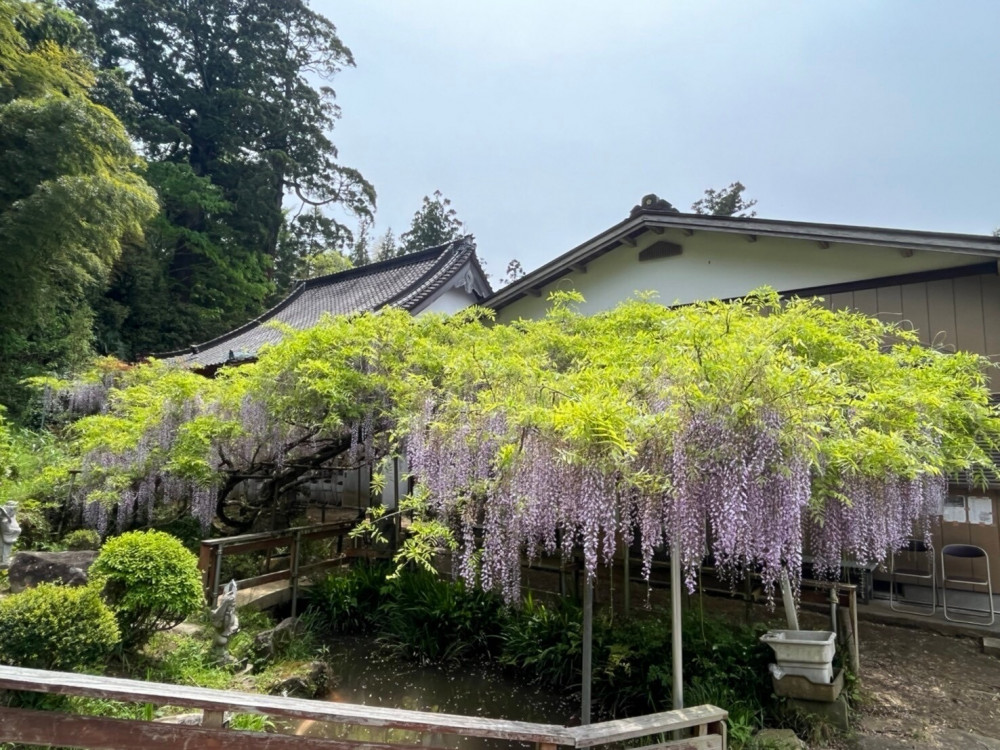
[0, 0, 157, 415]
[48, 290, 1000, 602]
[68, 0, 375, 357]
[692, 181, 758, 217]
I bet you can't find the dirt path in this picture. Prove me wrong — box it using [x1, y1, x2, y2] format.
[843, 621, 1000, 749]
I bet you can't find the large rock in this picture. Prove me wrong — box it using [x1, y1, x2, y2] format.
[266, 661, 335, 699]
[8, 551, 98, 593]
[251, 617, 298, 664]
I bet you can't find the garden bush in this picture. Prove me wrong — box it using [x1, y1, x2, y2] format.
[88, 530, 203, 651]
[375, 568, 505, 665]
[498, 594, 582, 688]
[0, 583, 120, 670]
[307, 560, 391, 635]
[61, 528, 101, 551]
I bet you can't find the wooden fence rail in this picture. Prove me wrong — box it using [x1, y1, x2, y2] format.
[198, 519, 359, 613]
[0, 666, 728, 750]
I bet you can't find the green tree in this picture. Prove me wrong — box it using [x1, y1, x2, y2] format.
[70, 0, 375, 346]
[373, 227, 399, 262]
[691, 181, 758, 217]
[55, 291, 1000, 585]
[348, 215, 374, 267]
[399, 190, 465, 255]
[0, 0, 157, 415]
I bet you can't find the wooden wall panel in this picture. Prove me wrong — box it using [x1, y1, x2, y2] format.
[875, 285, 903, 326]
[852, 288, 878, 317]
[900, 282, 931, 344]
[981, 274, 1000, 362]
[926, 278, 957, 351]
[830, 291, 854, 311]
[953, 275, 987, 355]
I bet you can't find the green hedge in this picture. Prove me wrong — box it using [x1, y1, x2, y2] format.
[89, 530, 203, 651]
[0, 583, 120, 670]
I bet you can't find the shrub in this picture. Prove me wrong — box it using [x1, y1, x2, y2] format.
[375, 568, 504, 665]
[62, 529, 101, 551]
[88, 530, 204, 651]
[499, 595, 583, 688]
[0, 583, 120, 670]
[307, 560, 391, 635]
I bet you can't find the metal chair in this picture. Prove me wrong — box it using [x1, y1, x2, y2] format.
[940, 543, 995, 626]
[889, 539, 935, 616]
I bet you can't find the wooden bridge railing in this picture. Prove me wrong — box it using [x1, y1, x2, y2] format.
[199, 519, 360, 613]
[0, 666, 728, 750]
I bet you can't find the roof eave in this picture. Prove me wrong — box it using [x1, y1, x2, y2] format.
[485, 211, 1000, 311]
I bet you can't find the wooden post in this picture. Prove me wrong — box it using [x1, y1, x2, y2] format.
[198, 543, 216, 605]
[201, 709, 225, 728]
[212, 545, 224, 606]
[290, 530, 301, 618]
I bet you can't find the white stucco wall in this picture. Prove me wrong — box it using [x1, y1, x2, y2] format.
[496, 229, 994, 323]
[420, 288, 481, 315]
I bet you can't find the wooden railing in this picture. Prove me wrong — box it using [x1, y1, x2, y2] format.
[0, 666, 728, 750]
[198, 519, 360, 613]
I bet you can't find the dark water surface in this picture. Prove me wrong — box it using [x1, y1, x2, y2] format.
[276, 638, 575, 748]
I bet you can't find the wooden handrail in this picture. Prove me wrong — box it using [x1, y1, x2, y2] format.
[199, 520, 358, 611]
[0, 666, 728, 749]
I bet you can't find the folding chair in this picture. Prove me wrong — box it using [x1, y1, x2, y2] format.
[889, 539, 935, 616]
[940, 544, 994, 626]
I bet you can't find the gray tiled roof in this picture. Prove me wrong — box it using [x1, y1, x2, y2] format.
[159, 237, 484, 369]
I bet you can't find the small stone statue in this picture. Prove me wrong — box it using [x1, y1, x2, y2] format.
[0, 502, 21, 568]
[210, 579, 240, 663]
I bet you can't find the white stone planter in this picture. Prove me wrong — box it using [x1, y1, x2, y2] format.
[760, 629, 836, 683]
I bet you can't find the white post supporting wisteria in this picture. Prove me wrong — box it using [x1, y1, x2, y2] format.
[671, 537, 683, 710]
[780, 569, 800, 631]
[581, 576, 593, 725]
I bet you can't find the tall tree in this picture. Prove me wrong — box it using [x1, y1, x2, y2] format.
[373, 228, 398, 263]
[399, 191, 464, 255]
[0, 0, 157, 415]
[348, 215, 373, 267]
[69, 0, 375, 349]
[691, 181, 758, 217]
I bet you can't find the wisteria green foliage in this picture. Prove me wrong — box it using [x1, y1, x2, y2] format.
[60, 291, 1000, 600]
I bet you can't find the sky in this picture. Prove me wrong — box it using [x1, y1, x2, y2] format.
[313, 0, 1000, 277]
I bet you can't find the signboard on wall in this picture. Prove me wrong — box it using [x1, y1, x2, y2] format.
[967, 496, 994, 526]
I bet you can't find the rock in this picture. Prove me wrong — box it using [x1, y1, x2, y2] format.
[983, 636, 1000, 658]
[266, 661, 334, 699]
[252, 617, 298, 663]
[7, 551, 97, 593]
[750, 728, 807, 749]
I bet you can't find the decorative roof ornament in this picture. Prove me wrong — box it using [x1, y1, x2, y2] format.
[631, 194, 680, 216]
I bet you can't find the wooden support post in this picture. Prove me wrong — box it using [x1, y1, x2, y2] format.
[201, 709, 225, 728]
[290, 530, 302, 618]
[212, 546, 224, 606]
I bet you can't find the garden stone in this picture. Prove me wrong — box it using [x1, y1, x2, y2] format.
[750, 728, 806, 749]
[252, 616, 298, 663]
[267, 661, 334, 698]
[7, 551, 97, 593]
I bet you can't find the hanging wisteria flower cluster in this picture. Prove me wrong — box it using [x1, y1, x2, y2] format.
[400, 291, 999, 603]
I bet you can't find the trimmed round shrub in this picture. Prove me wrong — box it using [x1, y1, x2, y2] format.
[88, 530, 203, 651]
[62, 529, 101, 551]
[0, 583, 120, 670]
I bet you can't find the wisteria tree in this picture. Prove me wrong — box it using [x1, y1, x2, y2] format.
[47, 290, 1000, 601]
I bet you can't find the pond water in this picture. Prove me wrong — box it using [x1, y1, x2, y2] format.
[277, 638, 575, 749]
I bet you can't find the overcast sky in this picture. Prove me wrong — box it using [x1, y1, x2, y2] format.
[313, 0, 1000, 277]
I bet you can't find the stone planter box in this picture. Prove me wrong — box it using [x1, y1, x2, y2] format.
[760, 629, 836, 683]
[770, 665, 845, 702]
